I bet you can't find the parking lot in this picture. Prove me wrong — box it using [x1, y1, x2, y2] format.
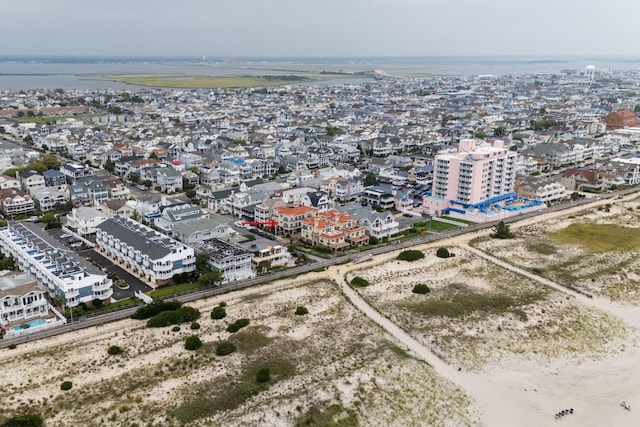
[45, 228, 153, 301]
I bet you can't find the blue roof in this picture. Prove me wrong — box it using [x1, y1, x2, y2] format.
[229, 158, 245, 165]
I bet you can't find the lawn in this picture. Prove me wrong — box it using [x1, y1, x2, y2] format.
[550, 223, 640, 253]
[101, 73, 353, 89]
[148, 281, 205, 299]
[439, 216, 477, 225]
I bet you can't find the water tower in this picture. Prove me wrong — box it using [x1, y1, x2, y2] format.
[585, 64, 596, 81]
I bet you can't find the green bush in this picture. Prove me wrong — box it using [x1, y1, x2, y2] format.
[190, 322, 200, 330]
[215, 341, 236, 356]
[132, 300, 182, 320]
[397, 250, 425, 262]
[184, 335, 203, 351]
[172, 326, 181, 332]
[211, 306, 226, 320]
[226, 323, 241, 333]
[436, 247, 450, 258]
[60, 381, 73, 391]
[146, 306, 200, 328]
[412, 284, 431, 294]
[295, 306, 309, 315]
[350, 277, 370, 287]
[235, 318, 250, 328]
[2, 414, 43, 427]
[107, 345, 124, 355]
[256, 367, 271, 384]
[8, 343, 17, 349]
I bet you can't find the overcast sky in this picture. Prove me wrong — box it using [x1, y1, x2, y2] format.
[4, 0, 640, 57]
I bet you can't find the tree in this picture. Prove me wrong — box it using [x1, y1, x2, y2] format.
[149, 151, 159, 160]
[196, 252, 211, 273]
[131, 210, 140, 222]
[493, 126, 507, 137]
[128, 173, 140, 184]
[491, 221, 515, 239]
[16, 111, 25, 118]
[364, 172, 379, 187]
[140, 179, 153, 188]
[200, 270, 222, 286]
[104, 159, 115, 173]
[40, 213, 61, 229]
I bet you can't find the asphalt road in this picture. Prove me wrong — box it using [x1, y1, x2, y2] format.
[82, 249, 153, 300]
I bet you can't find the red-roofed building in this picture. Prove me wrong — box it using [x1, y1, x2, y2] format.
[273, 205, 317, 237]
[604, 110, 640, 130]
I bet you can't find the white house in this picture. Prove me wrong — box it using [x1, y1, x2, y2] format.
[66, 207, 108, 236]
[0, 272, 49, 327]
[195, 238, 255, 283]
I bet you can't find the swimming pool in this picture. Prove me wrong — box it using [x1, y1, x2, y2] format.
[11, 318, 47, 332]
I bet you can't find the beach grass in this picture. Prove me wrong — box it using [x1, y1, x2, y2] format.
[550, 223, 640, 252]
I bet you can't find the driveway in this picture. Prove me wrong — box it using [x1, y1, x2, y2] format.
[82, 249, 153, 300]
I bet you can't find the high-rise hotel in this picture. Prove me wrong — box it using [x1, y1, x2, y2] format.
[423, 139, 518, 217]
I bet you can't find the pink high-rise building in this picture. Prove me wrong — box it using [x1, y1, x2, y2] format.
[423, 139, 517, 216]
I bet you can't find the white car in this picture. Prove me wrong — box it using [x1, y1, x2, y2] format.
[234, 220, 246, 228]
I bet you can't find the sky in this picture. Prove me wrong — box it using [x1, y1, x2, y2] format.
[4, 0, 640, 58]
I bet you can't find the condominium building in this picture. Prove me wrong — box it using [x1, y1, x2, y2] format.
[0, 222, 112, 307]
[423, 139, 517, 216]
[95, 215, 196, 285]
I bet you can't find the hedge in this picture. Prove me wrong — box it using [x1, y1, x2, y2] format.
[146, 306, 200, 328]
[132, 300, 182, 320]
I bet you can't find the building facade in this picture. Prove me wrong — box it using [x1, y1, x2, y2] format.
[95, 215, 196, 285]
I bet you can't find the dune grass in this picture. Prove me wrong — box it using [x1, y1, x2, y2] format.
[550, 223, 640, 253]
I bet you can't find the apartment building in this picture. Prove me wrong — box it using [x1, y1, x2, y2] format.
[0, 272, 49, 326]
[272, 205, 317, 237]
[423, 139, 517, 216]
[0, 222, 112, 307]
[95, 215, 196, 285]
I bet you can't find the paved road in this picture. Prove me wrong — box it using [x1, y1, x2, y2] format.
[82, 249, 153, 300]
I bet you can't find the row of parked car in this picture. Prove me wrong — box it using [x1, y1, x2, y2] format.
[59, 233, 84, 248]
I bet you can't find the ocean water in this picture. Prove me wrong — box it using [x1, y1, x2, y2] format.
[1, 56, 639, 92]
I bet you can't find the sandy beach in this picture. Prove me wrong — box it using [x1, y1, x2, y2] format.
[2, 194, 640, 426]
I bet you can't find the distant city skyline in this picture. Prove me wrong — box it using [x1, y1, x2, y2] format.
[4, 0, 640, 58]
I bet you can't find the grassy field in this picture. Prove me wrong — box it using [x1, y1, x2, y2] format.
[148, 281, 205, 299]
[12, 114, 101, 125]
[551, 223, 640, 252]
[102, 73, 352, 88]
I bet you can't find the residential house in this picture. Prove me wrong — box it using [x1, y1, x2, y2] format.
[100, 199, 135, 218]
[66, 207, 108, 236]
[18, 170, 45, 193]
[514, 178, 568, 203]
[361, 186, 395, 210]
[102, 178, 130, 200]
[42, 169, 67, 188]
[172, 215, 233, 244]
[0, 176, 20, 190]
[194, 238, 255, 283]
[154, 204, 207, 236]
[30, 188, 69, 212]
[155, 167, 183, 193]
[0, 189, 36, 216]
[248, 242, 291, 269]
[60, 162, 93, 184]
[0, 272, 49, 327]
[337, 205, 399, 239]
[272, 205, 317, 237]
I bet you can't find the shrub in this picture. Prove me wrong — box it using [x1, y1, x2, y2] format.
[397, 250, 425, 262]
[350, 277, 370, 287]
[218, 301, 227, 308]
[215, 341, 236, 356]
[491, 221, 515, 239]
[60, 381, 73, 391]
[226, 323, 241, 333]
[172, 326, 181, 332]
[132, 300, 182, 320]
[295, 306, 309, 315]
[436, 247, 450, 258]
[211, 306, 226, 320]
[146, 306, 200, 328]
[235, 318, 250, 328]
[412, 284, 431, 294]
[190, 322, 200, 330]
[8, 343, 17, 349]
[184, 335, 202, 351]
[3, 414, 43, 427]
[107, 345, 124, 355]
[256, 367, 271, 384]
